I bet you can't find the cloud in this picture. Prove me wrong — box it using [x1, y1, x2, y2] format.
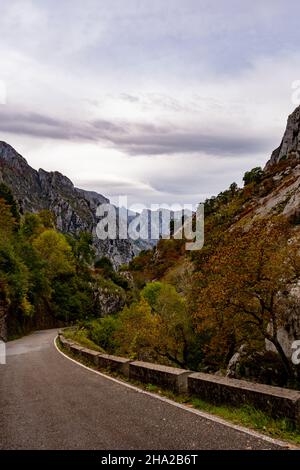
[0, 109, 91, 141]
[0, 108, 118, 142]
[0, 106, 273, 157]
[104, 126, 272, 156]
[76, 177, 154, 194]
[119, 94, 140, 103]
[2, 0, 300, 207]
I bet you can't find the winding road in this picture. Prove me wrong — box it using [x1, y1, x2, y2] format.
[0, 329, 289, 450]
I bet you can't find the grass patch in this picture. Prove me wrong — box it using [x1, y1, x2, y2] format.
[139, 383, 300, 444]
[63, 327, 105, 353]
[189, 398, 300, 445]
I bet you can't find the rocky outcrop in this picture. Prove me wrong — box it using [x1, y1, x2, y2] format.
[226, 345, 288, 386]
[222, 106, 300, 379]
[93, 279, 126, 317]
[265, 105, 300, 169]
[239, 106, 300, 224]
[265, 281, 300, 362]
[0, 141, 134, 267]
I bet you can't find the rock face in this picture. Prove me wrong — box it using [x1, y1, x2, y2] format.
[243, 105, 300, 224]
[226, 106, 300, 379]
[0, 141, 134, 267]
[266, 105, 300, 169]
[93, 282, 126, 317]
[226, 345, 288, 386]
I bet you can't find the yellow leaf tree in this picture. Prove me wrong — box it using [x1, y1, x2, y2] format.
[193, 216, 298, 378]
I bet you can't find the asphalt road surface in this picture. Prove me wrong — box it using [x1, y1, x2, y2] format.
[0, 329, 287, 450]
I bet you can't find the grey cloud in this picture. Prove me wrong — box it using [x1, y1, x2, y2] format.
[147, 171, 239, 196]
[107, 130, 272, 156]
[0, 107, 273, 157]
[75, 179, 159, 207]
[91, 119, 126, 134]
[76, 179, 147, 193]
[119, 94, 140, 103]
[0, 109, 89, 140]
[0, 109, 112, 142]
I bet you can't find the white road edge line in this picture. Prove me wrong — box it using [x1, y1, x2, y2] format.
[54, 336, 296, 450]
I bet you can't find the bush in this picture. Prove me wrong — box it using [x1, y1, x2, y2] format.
[243, 167, 264, 186]
[141, 281, 163, 309]
[95, 256, 114, 273]
[87, 316, 121, 353]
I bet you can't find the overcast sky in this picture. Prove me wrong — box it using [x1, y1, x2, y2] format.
[0, 0, 300, 207]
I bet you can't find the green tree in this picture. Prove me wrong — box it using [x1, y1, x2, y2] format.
[88, 316, 121, 353]
[243, 167, 264, 186]
[0, 183, 20, 224]
[32, 230, 75, 279]
[0, 240, 33, 318]
[141, 281, 164, 308]
[38, 210, 56, 229]
[116, 298, 159, 359]
[116, 281, 195, 367]
[229, 182, 238, 195]
[52, 275, 93, 322]
[95, 256, 114, 273]
[0, 198, 17, 239]
[20, 213, 44, 240]
[67, 232, 95, 270]
[150, 283, 193, 367]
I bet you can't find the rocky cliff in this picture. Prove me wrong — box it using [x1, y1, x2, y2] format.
[0, 141, 134, 267]
[266, 105, 300, 169]
[237, 106, 300, 225]
[225, 106, 300, 373]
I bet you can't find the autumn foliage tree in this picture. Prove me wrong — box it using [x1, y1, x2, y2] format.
[142, 282, 193, 367]
[193, 216, 299, 378]
[115, 297, 159, 360]
[33, 230, 75, 280]
[0, 187, 128, 336]
[109, 282, 196, 367]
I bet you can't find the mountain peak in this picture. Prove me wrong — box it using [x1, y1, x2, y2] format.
[38, 167, 75, 190]
[0, 140, 30, 167]
[265, 105, 300, 169]
[0, 142, 134, 266]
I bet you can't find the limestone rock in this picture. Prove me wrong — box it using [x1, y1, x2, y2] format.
[93, 282, 126, 317]
[0, 141, 134, 267]
[265, 105, 300, 168]
[226, 345, 247, 378]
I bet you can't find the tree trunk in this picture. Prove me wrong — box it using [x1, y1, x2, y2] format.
[267, 334, 293, 378]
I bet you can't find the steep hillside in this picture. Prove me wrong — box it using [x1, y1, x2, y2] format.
[132, 105, 300, 274]
[0, 142, 134, 267]
[124, 105, 300, 386]
[266, 105, 300, 168]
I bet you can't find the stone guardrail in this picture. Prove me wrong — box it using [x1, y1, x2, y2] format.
[188, 373, 300, 424]
[58, 332, 300, 424]
[129, 361, 191, 393]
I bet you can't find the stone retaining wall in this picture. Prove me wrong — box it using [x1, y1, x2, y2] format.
[97, 353, 131, 376]
[188, 372, 300, 424]
[129, 361, 190, 393]
[58, 332, 300, 424]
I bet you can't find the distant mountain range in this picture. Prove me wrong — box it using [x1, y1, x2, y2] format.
[0, 141, 190, 266]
